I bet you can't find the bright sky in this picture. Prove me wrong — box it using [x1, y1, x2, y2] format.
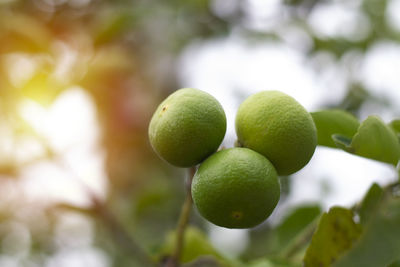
[18, 88, 108, 206]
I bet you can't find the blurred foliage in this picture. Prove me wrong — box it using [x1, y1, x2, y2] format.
[335, 184, 400, 267]
[0, 0, 400, 266]
[358, 183, 384, 225]
[314, 110, 400, 165]
[157, 226, 231, 266]
[333, 116, 400, 165]
[242, 204, 321, 262]
[303, 207, 362, 267]
[311, 110, 360, 148]
[0, 0, 229, 266]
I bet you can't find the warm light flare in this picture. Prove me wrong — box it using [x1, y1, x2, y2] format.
[15, 88, 107, 206]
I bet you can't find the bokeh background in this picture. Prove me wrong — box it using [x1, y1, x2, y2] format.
[0, 0, 400, 266]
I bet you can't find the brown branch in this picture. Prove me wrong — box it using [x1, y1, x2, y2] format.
[52, 197, 156, 266]
[90, 196, 156, 267]
[53, 159, 156, 267]
[165, 166, 197, 267]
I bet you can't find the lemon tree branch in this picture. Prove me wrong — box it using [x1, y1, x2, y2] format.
[165, 166, 197, 267]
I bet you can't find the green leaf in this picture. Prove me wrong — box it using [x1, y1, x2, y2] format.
[389, 260, 400, 267]
[242, 205, 320, 263]
[389, 120, 400, 144]
[389, 120, 400, 135]
[311, 110, 360, 148]
[334, 116, 400, 165]
[303, 207, 362, 267]
[358, 183, 384, 225]
[334, 194, 400, 267]
[270, 205, 321, 253]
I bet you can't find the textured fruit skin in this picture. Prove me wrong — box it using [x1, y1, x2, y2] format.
[148, 88, 226, 167]
[235, 91, 317, 176]
[192, 148, 280, 229]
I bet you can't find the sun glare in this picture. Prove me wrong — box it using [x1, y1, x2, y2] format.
[17, 88, 107, 206]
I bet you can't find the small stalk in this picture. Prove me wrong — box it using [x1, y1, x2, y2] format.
[165, 166, 196, 267]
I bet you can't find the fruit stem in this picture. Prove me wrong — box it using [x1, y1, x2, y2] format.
[165, 166, 196, 267]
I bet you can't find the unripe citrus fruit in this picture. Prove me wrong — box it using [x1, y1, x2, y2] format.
[148, 88, 226, 167]
[235, 91, 317, 175]
[191, 148, 280, 229]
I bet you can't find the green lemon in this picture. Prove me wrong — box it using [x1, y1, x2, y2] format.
[160, 227, 228, 265]
[235, 91, 317, 175]
[191, 148, 280, 229]
[148, 88, 226, 167]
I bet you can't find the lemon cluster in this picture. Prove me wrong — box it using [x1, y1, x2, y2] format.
[148, 88, 317, 229]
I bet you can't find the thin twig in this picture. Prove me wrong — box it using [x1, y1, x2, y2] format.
[91, 196, 156, 267]
[53, 199, 156, 266]
[279, 216, 320, 259]
[55, 158, 156, 266]
[165, 166, 197, 267]
[14, 122, 156, 265]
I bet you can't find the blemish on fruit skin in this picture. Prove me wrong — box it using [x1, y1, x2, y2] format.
[160, 105, 169, 115]
[232, 211, 243, 220]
